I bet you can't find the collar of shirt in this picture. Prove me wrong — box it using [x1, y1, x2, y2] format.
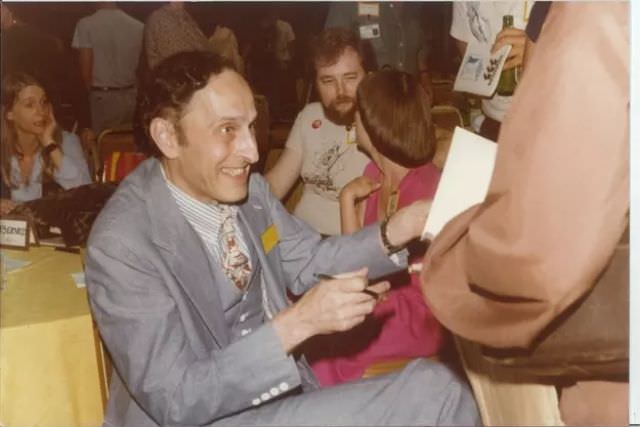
[160, 164, 249, 263]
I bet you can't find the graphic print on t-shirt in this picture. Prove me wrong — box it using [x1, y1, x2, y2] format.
[465, 3, 493, 43]
[303, 142, 350, 197]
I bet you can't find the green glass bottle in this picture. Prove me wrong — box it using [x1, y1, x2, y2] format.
[496, 15, 517, 96]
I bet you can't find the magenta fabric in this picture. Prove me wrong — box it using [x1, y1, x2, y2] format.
[308, 161, 444, 387]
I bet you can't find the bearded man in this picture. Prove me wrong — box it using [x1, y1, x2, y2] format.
[266, 28, 371, 236]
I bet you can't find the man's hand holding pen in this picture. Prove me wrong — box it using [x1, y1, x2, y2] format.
[273, 199, 431, 354]
[315, 273, 385, 300]
[273, 268, 390, 353]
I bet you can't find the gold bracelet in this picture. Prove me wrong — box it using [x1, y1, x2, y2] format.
[380, 217, 404, 254]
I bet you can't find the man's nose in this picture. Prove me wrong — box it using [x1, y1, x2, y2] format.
[336, 80, 346, 96]
[236, 128, 259, 164]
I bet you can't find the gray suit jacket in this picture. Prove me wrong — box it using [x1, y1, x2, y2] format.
[85, 159, 403, 426]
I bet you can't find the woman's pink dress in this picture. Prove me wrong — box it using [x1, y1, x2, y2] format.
[307, 161, 444, 387]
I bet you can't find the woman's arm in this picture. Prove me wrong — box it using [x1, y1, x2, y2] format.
[264, 147, 303, 199]
[339, 176, 380, 234]
[49, 132, 92, 189]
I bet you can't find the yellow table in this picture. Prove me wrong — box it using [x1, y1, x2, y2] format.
[1, 247, 105, 427]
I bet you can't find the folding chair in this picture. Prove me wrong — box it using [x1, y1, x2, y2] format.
[431, 104, 464, 130]
[96, 127, 147, 183]
[431, 78, 455, 106]
[455, 337, 564, 426]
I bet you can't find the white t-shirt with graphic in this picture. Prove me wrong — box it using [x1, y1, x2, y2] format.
[286, 103, 370, 235]
[450, 1, 533, 122]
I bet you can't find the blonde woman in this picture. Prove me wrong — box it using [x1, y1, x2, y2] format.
[1, 73, 91, 214]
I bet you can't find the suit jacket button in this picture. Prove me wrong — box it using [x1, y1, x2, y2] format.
[270, 387, 279, 396]
[252, 398, 261, 406]
[261, 392, 270, 401]
[279, 382, 289, 392]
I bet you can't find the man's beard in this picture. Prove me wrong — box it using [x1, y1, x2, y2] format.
[322, 97, 357, 126]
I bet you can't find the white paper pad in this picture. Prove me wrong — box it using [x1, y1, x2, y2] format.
[422, 127, 497, 241]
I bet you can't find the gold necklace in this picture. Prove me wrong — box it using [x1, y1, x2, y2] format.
[386, 190, 399, 218]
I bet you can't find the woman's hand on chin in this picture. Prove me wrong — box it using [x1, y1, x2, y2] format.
[39, 108, 58, 146]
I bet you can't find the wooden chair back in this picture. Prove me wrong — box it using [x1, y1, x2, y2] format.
[431, 104, 464, 131]
[96, 127, 147, 183]
[455, 337, 564, 426]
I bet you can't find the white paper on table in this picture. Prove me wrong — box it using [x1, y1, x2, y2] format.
[422, 127, 497, 241]
[0, 252, 32, 273]
[71, 272, 86, 288]
[454, 43, 512, 97]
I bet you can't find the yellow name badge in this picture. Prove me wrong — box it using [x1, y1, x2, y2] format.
[261, 224, 279, 254]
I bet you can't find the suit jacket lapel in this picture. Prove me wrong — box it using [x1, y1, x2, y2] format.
[238, 198, 290, 313]
[144, 160, 230, 347]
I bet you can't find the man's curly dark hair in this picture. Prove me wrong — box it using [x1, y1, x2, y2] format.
[137, 50, 233, 157]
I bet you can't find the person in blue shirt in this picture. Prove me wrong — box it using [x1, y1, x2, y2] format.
[1, 73, 91, 215]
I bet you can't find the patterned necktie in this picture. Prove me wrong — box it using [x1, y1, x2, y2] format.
[219, 205, 251, 290]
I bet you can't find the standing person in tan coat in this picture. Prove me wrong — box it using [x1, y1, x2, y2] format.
[420, 2, 629, 425]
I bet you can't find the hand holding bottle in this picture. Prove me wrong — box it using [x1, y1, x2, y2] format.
[493, 15, 522, 96]
[492, 27, 526, 71]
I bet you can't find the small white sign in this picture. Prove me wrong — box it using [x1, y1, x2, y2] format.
[0, 217, 31, 249]
[358, 2, 380, 17]
[359, 23, 381, 40]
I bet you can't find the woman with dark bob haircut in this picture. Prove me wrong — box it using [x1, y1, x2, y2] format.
[306, 69, 446, 387]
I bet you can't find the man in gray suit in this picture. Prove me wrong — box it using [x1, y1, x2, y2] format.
[85, 51, 478, 426]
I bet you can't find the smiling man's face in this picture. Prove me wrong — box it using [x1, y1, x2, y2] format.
[162, 70, 259, 204]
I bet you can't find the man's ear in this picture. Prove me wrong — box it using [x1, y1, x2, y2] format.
[149, 117, 179, 159]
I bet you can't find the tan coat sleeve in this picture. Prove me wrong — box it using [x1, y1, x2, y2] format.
[421, 2, 629, 349]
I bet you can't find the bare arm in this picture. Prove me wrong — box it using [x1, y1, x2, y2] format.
[77, 48, 93, 90]
[339, 195, 364, 235]
[39, 108, 64, 171]
[264, 147, 303, 199]
[338, 176, 380, 234]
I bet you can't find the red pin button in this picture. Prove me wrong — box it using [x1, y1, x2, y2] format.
[312, 120, 322, 129]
